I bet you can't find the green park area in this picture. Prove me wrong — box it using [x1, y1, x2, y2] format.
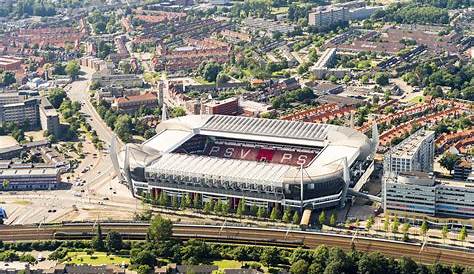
[66, 252, 130, 265]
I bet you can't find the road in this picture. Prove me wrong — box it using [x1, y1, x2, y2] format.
[0, 223, 472, 267]
[67, 68, 120, 146]
[1, 68, 134, 225]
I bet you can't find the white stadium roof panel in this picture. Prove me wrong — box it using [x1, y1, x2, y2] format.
[143, 129, 192, 153]
[147, 153, 292, 186]
[201, 115, 329, 141]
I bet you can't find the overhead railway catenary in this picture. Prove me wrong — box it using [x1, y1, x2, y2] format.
[0, 223, 472, 267]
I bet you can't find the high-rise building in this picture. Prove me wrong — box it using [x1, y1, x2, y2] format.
[0, 92, 40, 128]
[383, 129, 435, 174]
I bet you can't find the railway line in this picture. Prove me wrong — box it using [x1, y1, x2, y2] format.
[0, 223, 472, 266]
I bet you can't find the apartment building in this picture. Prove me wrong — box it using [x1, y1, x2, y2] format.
[308, 2, 384, 30]
[39, 97, 60, 137]
[309, 6, 349, 30]
[111, 92, 158, 113]
[201, 97, 239, 115]
[0, 55, 23, 71]
[383, 129, 435, 174]
[0, 92, 39, 128]
[153, 39, 231, 72]
[91, 72, 143, 89]
[383, 171, 474, 221]
[310, 48, 351, 79]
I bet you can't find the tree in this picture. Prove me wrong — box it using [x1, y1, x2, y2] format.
[366, 216, 374, 230]
[236, 199, 246, 217]
[47, 88, 67, 108]
[65, 60, 80, 80]
[183, 193, 192, 208]
[158, 191, 169, 207]
[203, 200, 213, 214]
[290, 259, 309, 274]
[106, 231, 123, 252]
[398, 256, 418, 274]
[257, 207, 266, 219]
[170, 107, 186, 118]
[441, 225, 449, 243]
[216, 73, 230, 85]
[318, 211, 326, 226]
[401, 223, 411, 236]
[440, 152, 461, 174]
[1, 71, 16, 86]
[114, 115, 133, 142]
[131, 249, 155, 267]
[360, 75, 369, 84]
[458, 226, 467, 245]
[91, 223, 105, 251]
[260, 247, 281, 267]
[270, 207, 280, 221]
[420, 220, 429, 238]
[137, 265, 151, 274]
[391, 216, 400, 234]
[292, 211, 300, 224]
[383, 216, 390, 234]
[148, 215, 173, 243]
[222, 201, 230, 216]
[199, 61, 222, 82]
[171, 195, 178, 209]
[329, 75, 338, 83]
[193, 193, 201, 208]
[2, 179, 9, 189]
[329, 212, 337, 227]
[375, 72, 389, 86]
[214, 199, 223, 215]
[282, 208, 291, 223]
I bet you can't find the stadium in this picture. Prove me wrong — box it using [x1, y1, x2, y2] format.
[111, 115, 378, 210]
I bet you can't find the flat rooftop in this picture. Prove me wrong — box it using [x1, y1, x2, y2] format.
[390, 130, 434, 158]
[0, 167, 58, 177]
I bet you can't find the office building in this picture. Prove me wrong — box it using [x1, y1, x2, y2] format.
[0, 166, 60, 191]
[383, 171, 474, 220]
[383, 129, 435, 174]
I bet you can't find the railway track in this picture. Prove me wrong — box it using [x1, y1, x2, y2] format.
[0, 223, 472, 266]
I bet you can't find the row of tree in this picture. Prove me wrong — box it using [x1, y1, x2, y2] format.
[151, 192, 301, 223]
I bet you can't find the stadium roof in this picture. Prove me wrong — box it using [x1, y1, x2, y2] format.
[147, 153, 292, 186]
[123, 115, 375, 186]
[201, 115, 329, 141]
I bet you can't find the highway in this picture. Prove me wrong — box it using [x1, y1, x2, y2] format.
[0, 223, 472, 267]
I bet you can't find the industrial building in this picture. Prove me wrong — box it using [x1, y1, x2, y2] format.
[112, 115, 378, 211]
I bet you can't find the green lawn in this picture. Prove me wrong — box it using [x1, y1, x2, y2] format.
[67, 252, 130, 265]
[212, 260, 242, 269]
[409, 95, 425, 104]
[193, 77, 213, 85]
[272, 6, 289, 14]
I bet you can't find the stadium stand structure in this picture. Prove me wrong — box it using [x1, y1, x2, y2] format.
[112, 115, 378, 210]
